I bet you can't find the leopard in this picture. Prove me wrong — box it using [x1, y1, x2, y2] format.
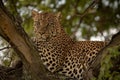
[32, 10, 107, 80]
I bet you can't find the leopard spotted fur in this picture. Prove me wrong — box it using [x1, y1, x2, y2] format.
[32, 10, 107, 80]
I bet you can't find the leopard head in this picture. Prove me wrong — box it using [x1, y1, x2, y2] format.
[32, 10, 62, 41]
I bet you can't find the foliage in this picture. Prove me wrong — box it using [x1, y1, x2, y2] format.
[92, 46, 120, 80]
[3, 0, 120, 39]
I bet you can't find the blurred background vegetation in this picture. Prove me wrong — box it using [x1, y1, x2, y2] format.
[3, 0, 120, 40]
[0, 0, 120, 80]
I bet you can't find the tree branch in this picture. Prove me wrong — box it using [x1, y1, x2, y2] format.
[0, 45, 11, 51]
[71, 0, 99, 39]
[84, 31, 120, 80]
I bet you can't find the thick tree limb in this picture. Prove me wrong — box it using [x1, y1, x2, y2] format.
[84, 31, 120, 80]
[0, 0, 59, 80]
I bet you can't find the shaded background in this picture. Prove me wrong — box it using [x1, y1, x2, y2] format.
[4, 0, 120, 40]
[0, 0, 120, 80]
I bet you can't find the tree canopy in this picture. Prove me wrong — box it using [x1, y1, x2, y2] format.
[4, 0, 120, 39]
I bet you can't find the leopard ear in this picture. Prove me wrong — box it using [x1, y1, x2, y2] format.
[32, 10, 39, 18]
[56, 12, 62, 21]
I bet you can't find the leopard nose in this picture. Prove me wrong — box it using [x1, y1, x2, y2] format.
[39, 30, 46, 34]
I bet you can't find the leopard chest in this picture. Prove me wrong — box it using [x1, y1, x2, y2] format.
[36, 42, 64, 72]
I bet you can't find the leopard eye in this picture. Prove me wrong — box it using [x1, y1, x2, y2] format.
[46, 22, 54, 28]
[34, 21, 40, 27]
[49, 22, 55, 26]
[36, 22, 40, 26]
[50, 22, 54, 24]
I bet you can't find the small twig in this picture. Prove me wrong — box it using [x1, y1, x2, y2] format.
[71, 0, 99, 39]
[80, 0, 99, 17]
[0, 46, 11, 51]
